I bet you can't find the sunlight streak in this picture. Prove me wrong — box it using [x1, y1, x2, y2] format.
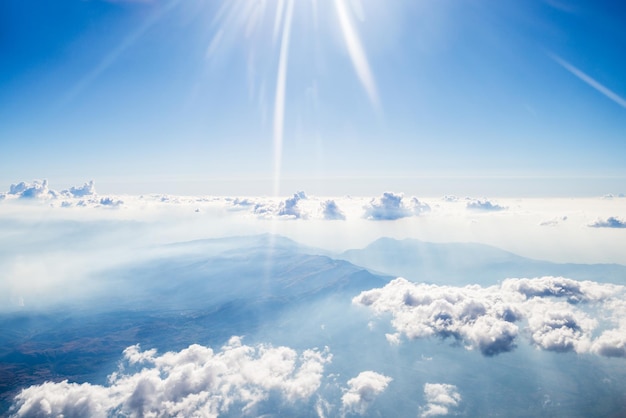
[273, 0, 286, 45]
[334, 0, 380, 110]
[551, 54, 626, 109]
[273, 0, 295, 197]
[60, 0, 181, 107]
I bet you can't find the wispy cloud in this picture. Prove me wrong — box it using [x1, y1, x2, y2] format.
[550, 54, 626, 109]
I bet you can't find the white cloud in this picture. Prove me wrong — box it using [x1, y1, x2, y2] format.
[63, 180, 97, 197]
[589, 217, 626, 229]
[278, 191, 308, 219]
[98, 197, 124, 207]
[363, 192, 430, 220]
[4, 179, 55, 199]
[420, 383, 461, 417]
[2, 179, 100, 200]
[591, 329, 626, 358]
[321, 200, 346, 220]
[354, 276, 625, 357]
[3, 183, 626, 265]
[466, 199, 507, 211]
[341, 371, 391, 415]
[10, 337, 332, 417]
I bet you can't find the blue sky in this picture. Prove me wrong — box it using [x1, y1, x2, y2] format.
[1, 0, 625, 195]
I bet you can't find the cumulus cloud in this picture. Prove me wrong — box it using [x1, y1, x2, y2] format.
[363, 192, 430, 220]
[321, 200, 346, 220]
[341, 371, 391, 415]
[1, 179, 104, 204]
[589, 217, 626, 228]
[10, 337, 332, 417]
[591, 329, 626, 357]
[98, 197, 124, 207]
[278, 191, 308, 219]
[62, 180, 96, 197]
[466, 199, 507, 211]
[4, 179, 55, 199]
[353, 276, 625, 357]
[524, 299, 596, 353]
[420, 383, 461, 417]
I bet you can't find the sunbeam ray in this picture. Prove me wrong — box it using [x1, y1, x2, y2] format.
[273, 0, 295, 197]
[550, 53, 626, 109]
[334, 0, 380, 110]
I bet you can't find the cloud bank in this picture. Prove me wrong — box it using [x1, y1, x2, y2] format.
[10, 337, 331, 418]
[0, 179, 128, 209]
[363, 192, 430, 220]
[354, 276, 625, 357]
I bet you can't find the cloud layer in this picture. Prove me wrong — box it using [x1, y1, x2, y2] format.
[354, 276, 626, 357]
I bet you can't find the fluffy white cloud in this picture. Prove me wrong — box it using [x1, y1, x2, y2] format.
[5, 179, 55, 199]
[589, 217, 626, 228]
[321, 200, 346, 220]
[363, 192, 430, 220]
[354, 276, 625, 357]
[63, 180, 96, 197]
[2, 179, 99, 200]
[341, 371, 391, 415]
[466, 199, 507, 211]
[591, 329, 626, 357]
[278, 191, 308, 219]
[10, 337, 332, 417]
[420, 383, 461, 417]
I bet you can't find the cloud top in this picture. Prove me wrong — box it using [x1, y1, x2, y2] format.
[341, 371, 391, 415]
[420, 383, 461, 417]
[363, 192, 430, 220]
[354, 276, 625, 357]
[321, 200, 346, 220]
[5, 179, 55, 199]
[589, 217, 626, 228]
[10, 337, 331, 417]
[466, 199, 507, 211]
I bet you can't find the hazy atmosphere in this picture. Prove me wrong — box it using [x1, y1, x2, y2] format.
[2, 0, 626, 417]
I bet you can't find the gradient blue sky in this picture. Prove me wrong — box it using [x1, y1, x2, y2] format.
[1, 0, 625, 195]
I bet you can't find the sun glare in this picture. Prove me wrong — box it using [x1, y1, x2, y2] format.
[206, 0, 380, 196]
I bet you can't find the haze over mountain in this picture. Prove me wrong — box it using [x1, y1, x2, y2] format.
[340, 237, 626, 286]
[3, 233, 626, 417]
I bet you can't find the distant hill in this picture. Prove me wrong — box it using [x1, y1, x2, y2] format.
[112, 233, 387, 310]
[338, 237, 626, 285]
